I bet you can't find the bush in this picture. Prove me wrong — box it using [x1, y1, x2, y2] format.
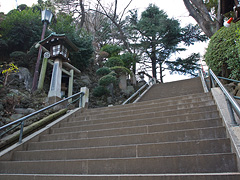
[204, 21, 240, 79]
[96, 67, 111, 76]
[93, 86, 109, 97]
[110, 66, 131, 75]
[100, 44, 122, 57]
[99, 74, 117, 86]
[105, 57, 124, 68]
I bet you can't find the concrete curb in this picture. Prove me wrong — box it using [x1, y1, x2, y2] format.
[211, 87, 240, 171]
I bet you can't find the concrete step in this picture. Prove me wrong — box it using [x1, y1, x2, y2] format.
[138, 78, 204, 102]
[27, 126, 227, 151]
[76, 101, 217, 121]
[0, 153, 237, 174]
[1, 173, 240, 180]
[51, 111, 220, 134]
[69, 105, 219, 126]
[41, 118, 222, 142]
[80, 93, 212, 116]
[12, 138, 231, 161]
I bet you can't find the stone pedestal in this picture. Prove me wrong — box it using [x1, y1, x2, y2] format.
[80, 87, 89, 108]
[119, 74, 127, 91]
[48, 58, 62, 101]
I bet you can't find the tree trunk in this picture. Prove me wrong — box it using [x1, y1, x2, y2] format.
[183, 0, 221, 38]
[79, 0, 85, 29]
[159, 63, 164, 83]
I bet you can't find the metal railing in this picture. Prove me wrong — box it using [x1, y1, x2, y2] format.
[209, 69, 240, 125]
[122, 78, 156, 105]
[0, 92, 85, 143]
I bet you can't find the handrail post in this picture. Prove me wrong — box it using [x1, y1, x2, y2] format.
[226, 98, 238, 125]
[19, 120, 25, 143]
[80, 87, 89, 108]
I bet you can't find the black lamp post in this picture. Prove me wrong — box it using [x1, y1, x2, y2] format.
[32, 9, 53, 92]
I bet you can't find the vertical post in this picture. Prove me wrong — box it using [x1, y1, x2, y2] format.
[48, 58, 62, 100]
[32, 21, 48, 92]
[37, 56, 48, 90]
[18, 121, 24, 144]
[226, 98, 238, 125]
[68, 69, 74, 103]
[80, 87, 89, 108]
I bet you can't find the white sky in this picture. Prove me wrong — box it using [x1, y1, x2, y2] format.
[0, 0, 208, 82]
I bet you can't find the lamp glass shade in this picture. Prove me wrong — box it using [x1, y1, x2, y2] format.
[52, 45, 61, 56]
[41, 9, 53, 24]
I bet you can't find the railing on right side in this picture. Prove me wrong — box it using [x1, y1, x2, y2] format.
[208, 69, 240, 125]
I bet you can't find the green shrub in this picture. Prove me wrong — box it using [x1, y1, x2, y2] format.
[99, 74, 117, 86]
[93, 86, 109, 97]
[110, 66, 131, 75]
[205, 21, 240, 79]
[96, 67, 111, 76]
[105, 57, 124, 68]
[100, 44, 122, 57]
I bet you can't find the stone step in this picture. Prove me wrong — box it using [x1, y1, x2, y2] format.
[42, 118, 222, 141]
[80, 93, 212, 116]
[138, 78, 204, 102]
[52, 111, 220, 134]
[77, 101, 216, 121]
[1, 173, 240, 180]
[0, 153, 237, 174]
[70, 105, 218, 125]
[12, 138, 231, 161]
[27, 126, 226, 151]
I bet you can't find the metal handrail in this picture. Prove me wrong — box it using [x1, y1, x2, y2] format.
[122, 78, 155, 105]
[209, 69, 240, 125]
[217, 76, 240, 83]
[0, 92, 85, 143]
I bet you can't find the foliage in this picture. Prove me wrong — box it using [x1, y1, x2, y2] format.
[120, 52, 138, 69]
[0, 63, 19, 87]
[10, 51, 28, 67]
[205, 22, 240, 79]
[92, 86, 109, 97]
[105, 57, 124, 68]
[101, 44, 122, 57]
[0, 7, 43, 54]
[99, 74, 117, 86]
[166, 53, 200, 76]
[96, 67, 111, 76]
[68, 30, 94, 71]
[130, 4, 207, 81]
[51, 13, 94, 71]
[110, 66, 131, 75]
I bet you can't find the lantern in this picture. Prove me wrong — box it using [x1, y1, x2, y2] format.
[41, 9, 53, 24]
[39, 33, 78, 62]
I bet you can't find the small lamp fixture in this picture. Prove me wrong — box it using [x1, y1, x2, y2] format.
[38, 33, 79, 62]
[41, 9, 53, 24]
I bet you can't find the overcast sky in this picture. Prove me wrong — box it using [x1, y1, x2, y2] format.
[0, 0, 208, 82]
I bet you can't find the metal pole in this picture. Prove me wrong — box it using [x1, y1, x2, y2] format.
[19, 121, 24, 143]
[32, 21, 48, 92]
[226, 98, 237, 125]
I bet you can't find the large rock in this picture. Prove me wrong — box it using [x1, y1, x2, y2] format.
[16, 67, 32, 91]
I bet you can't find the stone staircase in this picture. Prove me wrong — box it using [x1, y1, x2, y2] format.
[0, 78, 240, 179]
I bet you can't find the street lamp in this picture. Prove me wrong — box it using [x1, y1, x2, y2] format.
[31, 9, 53, 92]
[41, 9, 53, 24]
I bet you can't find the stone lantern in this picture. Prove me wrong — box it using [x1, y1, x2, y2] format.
[39, 33, 78, 103]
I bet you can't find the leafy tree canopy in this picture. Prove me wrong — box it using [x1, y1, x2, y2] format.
[0, 6, 42, 54]
[130, 4, 207, 82]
